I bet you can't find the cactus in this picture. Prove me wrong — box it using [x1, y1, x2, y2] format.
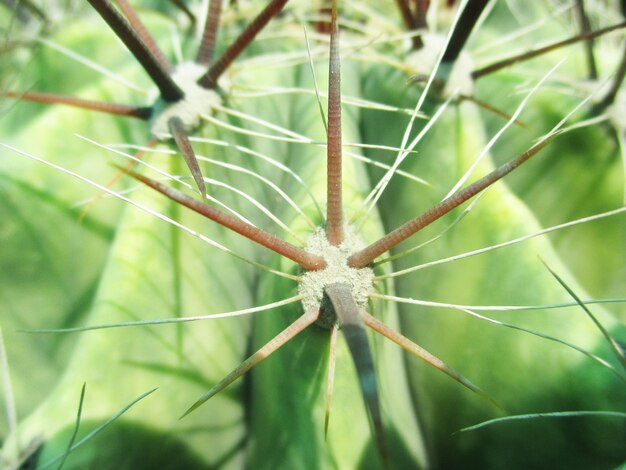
[1, 1, 625, 468]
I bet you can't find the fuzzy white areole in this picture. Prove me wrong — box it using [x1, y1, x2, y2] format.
[298, 228, 374, 327]
[149, 61, 223, 137]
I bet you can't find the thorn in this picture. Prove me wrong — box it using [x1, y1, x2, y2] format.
[593, 44, 626, 112]
[3, 0, 48, 24]
[395, 0, 419, 47]
[116, 165, 327, 270]
[180, 308, 319, 419]
[396, 0, 416, 30]
[348, 134, 557, 268]
[87, 0, 184, 102]
[326, 0, 343, 246]
[414, 0, 430, 29]
[315, 5, 332, 34]
[2, 90, 152, 119]
[541, 259, 626, 373]
[442, 0, 490, 63]
[115, 0, 173, 72]
[574, 0, 599, 79]
[79, 139, 158, 222]
[197, 0, 289, 88]
[196, 0, 222, 65]
[324, 283, 389, 467]
[324, 324, 339, 439]
[361, 310, 502, 410]
[472, 21, 626, 79]
[168, 0, 196, 28]
[459, 94, 531, 130]
[168, 116, 207, 199]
